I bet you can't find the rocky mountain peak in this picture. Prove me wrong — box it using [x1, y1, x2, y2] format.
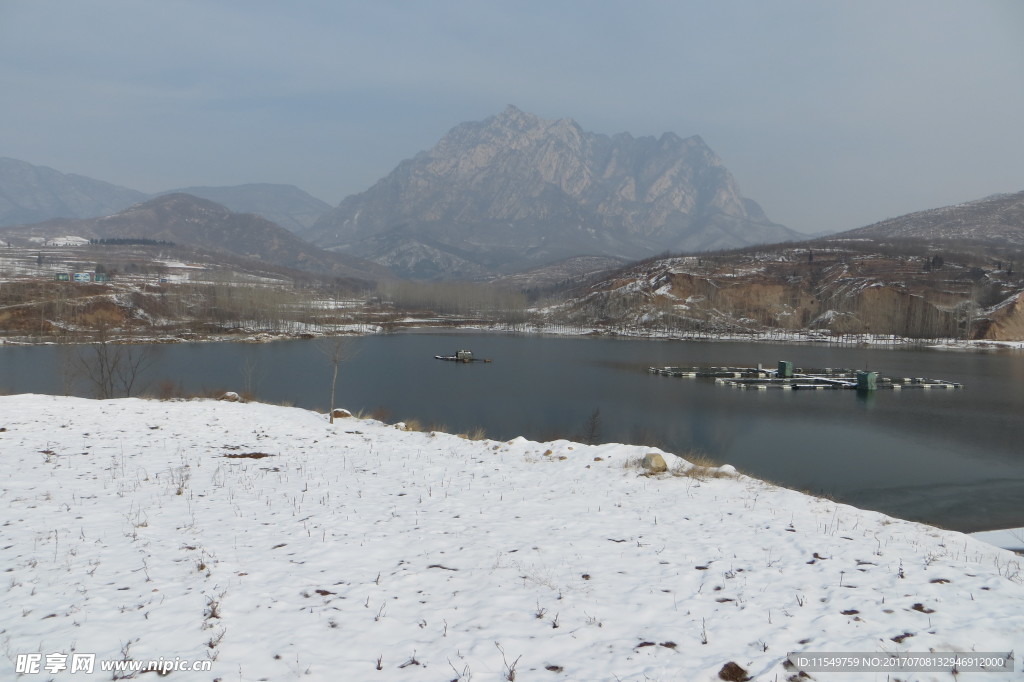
[304, 107, 798, 280]
[492, 103, 544, 129]
[657, 131, 686, 148]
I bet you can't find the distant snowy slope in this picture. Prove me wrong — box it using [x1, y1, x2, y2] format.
[839, 190, 1024, 247]
[1, 395, 1020, 681]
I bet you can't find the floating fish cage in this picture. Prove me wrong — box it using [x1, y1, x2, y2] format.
[434, 349, 493, 363]
[649, 363, 963, 391]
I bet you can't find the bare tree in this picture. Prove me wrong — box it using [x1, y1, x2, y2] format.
[57, 345, 78, 396]
[316, 337, 357, 423]
[577, 408, 603, 445]
[74, 324, 155, 398]
[240, 355, 265, 399]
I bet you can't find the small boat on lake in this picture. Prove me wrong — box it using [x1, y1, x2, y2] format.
[435, 349, 492, 363]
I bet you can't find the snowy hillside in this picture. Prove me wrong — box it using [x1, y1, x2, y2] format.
[1, 395, 1020, 681]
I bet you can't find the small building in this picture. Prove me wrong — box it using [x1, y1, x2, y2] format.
[856, 371, 878, 391]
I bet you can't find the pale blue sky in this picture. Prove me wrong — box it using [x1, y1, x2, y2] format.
[2, 0, 1022, 234]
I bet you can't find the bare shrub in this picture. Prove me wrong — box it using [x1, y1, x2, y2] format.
[459, 426, 487, 441]
[672, 453, 735, 480]
[401, 418, 424, 432]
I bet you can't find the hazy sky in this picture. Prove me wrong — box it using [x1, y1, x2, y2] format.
[3, 0, 1023, 234]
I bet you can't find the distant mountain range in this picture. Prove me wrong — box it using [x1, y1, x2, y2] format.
[305, 105, 799, 279]
[1, 194, 389, 282]
[0, 157, 147, 226]
[152, 184, 331, 234]
[0, 157, 329, 235]
[5, 111, 1023, 285]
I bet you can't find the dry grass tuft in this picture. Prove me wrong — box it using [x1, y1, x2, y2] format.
[671, 452, 735, 480]
[370, 406, 394, 423]
[458, 426, 488, 441]
[621, 451, 737, 480]
[399, 418, 424, 432]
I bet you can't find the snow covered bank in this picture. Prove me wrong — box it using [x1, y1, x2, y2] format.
[1, 395, 1020, 681]
[443, 323, 1024, 351]
[970, 528, 1024, 554]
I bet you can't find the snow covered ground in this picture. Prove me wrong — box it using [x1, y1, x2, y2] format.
[969, 528, 1024, 554]
[1, 395, 1020, 681]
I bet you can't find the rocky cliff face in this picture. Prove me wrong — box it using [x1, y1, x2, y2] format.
[553, 236, 1024, 341]
[979, 290, 1024, 340]
[306, 106, 798, 279]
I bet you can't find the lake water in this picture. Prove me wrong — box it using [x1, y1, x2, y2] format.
[2, 331, 1023, 533]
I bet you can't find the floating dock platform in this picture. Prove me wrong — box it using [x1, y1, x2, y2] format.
[435, 349, 492, 363]
[648, 361, 963, 391]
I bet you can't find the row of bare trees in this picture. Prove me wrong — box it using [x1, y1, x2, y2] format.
[0, 271, 380, 342]
[380, 281, 530, 327]
[49, 323, 157, 399]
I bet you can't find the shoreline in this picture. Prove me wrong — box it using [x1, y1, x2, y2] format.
[3, 388, 1021, 536]
[2, 320, 1023, 352]
[969, 527, 1024, 555]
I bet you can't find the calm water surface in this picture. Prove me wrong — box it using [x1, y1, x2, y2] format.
[2, 332, 1023, 533]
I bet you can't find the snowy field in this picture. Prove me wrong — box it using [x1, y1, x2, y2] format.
[1, 395, 1021, 681]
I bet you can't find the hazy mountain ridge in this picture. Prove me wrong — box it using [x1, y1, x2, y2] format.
[0, 194, 389, 282]
[0, 157, 147, 227]
[840, 190, 1024, 247]
[155, 184, 331, 233]
[0, 157, 332, 236]
[306, 105, 799, 279]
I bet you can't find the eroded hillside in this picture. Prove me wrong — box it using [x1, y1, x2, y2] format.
[552, 241, 1024, 341]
